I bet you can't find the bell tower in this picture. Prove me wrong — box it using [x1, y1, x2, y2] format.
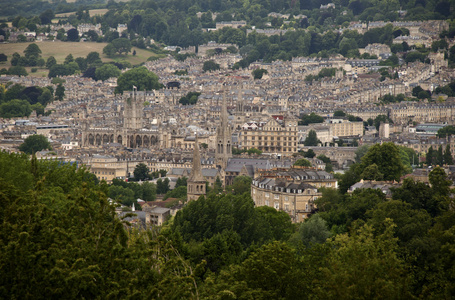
[215, 90, 232, 169]
[187, 135, 206, 201]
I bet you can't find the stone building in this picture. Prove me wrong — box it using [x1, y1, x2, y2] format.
[241, 114, 299, 156]
[82, 89, 160, 149]
[216, 91, 233, 169]
[251, 167, 337, 222]
[187, 135, 206, 201]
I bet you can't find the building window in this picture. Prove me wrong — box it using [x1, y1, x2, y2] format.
[274, 202, 280, 209]
[274, 194, 279, 199]
[265, 200, 269, 206]
[265, 192, 269, 198]
[285, 196, 288, 201]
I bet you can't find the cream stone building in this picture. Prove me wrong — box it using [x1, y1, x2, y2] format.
[85, 155, 142, 182]
[329, 120, 364, 138]
[241, 115, 299, 156]
[251, 168, 337, 222]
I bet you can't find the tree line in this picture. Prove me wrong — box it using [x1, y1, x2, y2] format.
[0, 82, 63, 118]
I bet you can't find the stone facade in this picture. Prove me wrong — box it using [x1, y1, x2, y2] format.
[251, 168, 337, 222]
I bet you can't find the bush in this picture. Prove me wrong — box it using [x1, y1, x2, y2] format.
[31, 68, 38, 73]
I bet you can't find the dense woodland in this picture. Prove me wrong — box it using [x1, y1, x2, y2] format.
[2, 141, 455, 298]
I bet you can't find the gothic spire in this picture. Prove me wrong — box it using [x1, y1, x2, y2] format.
[221, 89, 228, 128]
[189, 134, 204, 182]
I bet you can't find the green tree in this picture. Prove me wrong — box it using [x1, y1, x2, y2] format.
[156, 177, 170, 194]
[115, 67, 161, 94]
[201, 230, 242, 273]
[133, 163, 149, 181]
[334, 110, 346, 117]
[247, 148, 262, 155]
[316, 221, 413, 299]
[141, 181, 157, 201]
[163, 185, 187, 200]
[290, 214, 332, 247]
[205, 241, 304, 299]
[360, 163, 384, 181]
[252, 68, 268, 79]
[426, 146, 435, 165]
[95, 64, 121, 81]
[64, 54, 74, 64]
[24, 43, 41, 59]
[103, 43, 116, 56]
[436, 145, 444, 166]
[304, 129, 320, 146]
[304, 149, 316, 158]
[175, 176, 188, 188]
[39, 9, 55, 24]
[444, 144, 453, 165]
[18, 134, 52, 154]
[228, 175, 252, 195]
[7, 66, 28, 76]
[202, 60, 220, 72]
[0, 99, 32, 118]
[55, 83, 65, 101]
[179, 91, 201, 105]
[86, 51, 102, 66]
[66, 28, 79, 41]
[294, 158, 312, 167]
[0, 151, 161, 299]
[391, 177, 443, 218]
[109, 185, 135, 206]
[110, 38, 132, 55]
[366, 199, 432, 251]
[359, 142, 404, 181]
[46, 56, 57, 69]
[437, 125, 455, 138]
[300, 113, 324, 125]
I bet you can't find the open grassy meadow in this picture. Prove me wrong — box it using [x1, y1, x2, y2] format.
[55, 8, 109, 18]
[0, 41, 164, 77]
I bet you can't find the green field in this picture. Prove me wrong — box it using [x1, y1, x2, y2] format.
[55, 8, 109, 18]
[0, 41, 164, 77]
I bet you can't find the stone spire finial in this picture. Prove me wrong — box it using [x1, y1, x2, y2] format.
[189, 134, 204, 182]
[222, 89, 228, 127]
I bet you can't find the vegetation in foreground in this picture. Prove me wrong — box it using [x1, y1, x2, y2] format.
[1, 146, 455, 298]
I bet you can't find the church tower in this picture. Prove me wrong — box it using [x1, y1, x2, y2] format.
[234, 85, 245, 130]
[187, 135, 206, 201]
[216, 90, 232, 169]
[124, 87, 142, 131]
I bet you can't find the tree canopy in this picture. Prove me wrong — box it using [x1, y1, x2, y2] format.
[202, 60, 220, 72]
[95, 64, 121, 81]
[304, 130, 320, 146]
[2, 140, 455, 298]
[18, 134, 52, 154]
[115, 67, 161, 94]
[294, 158, 312, 167]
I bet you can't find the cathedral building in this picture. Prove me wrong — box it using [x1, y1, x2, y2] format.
[82, 88, 160, 148]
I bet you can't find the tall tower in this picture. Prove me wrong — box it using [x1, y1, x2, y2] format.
[216, 90, 232, 169]
[234, 86, 245, 130]
[124, 87, 142, 130]
[187, 135, 206, 201]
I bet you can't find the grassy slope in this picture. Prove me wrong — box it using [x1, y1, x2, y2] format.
[0, 41, 164, 77]
[55, 8, 109, 18]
